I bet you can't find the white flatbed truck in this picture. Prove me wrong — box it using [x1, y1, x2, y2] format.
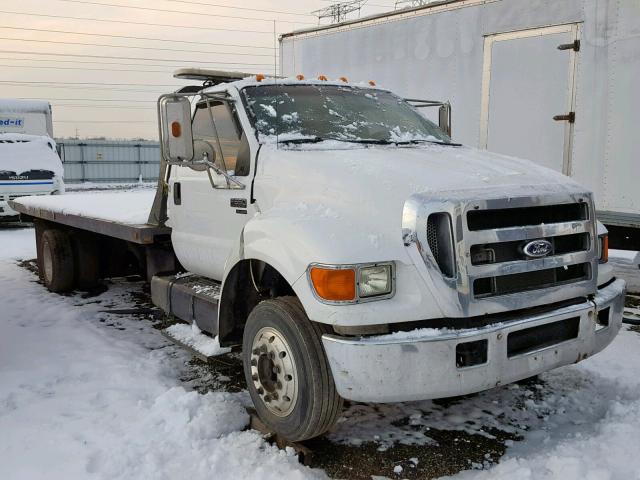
[10, 69, 626, 441]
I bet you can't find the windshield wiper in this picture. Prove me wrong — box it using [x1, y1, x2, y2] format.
[278, 136, 324, 144]
[395, 139, 462, 146]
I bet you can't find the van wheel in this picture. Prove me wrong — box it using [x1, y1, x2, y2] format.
[41, 229, 75, 293]
[243, 297, 343, 441]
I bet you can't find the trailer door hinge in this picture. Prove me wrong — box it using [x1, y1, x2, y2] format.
[553, 112, 575, 123]
[558, 39, 580, 52]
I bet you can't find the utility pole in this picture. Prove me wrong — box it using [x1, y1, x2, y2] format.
[395, 0, 431, 9]
[312, 1, 368, 24]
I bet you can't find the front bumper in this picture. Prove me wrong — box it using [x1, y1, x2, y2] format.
[322, 278, 626, 402]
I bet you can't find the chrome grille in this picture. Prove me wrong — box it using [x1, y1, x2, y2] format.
[464, 200, 596, 300]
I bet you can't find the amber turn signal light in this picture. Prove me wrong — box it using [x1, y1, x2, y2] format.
[599, 234, 609, 263]
[310, 267, 356, 302]
[171, 121, 182, 138]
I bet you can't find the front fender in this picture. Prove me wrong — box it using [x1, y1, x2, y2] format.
[226, 211, 445, 327]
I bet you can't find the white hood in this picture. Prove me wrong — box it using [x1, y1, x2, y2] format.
[0, 133, 63, 177]
[253, 143, 588, 263]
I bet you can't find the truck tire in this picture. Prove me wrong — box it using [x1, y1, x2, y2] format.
[40, 229, 75, 293]
[242, 297, 343, 441]
[72, 233, 100, 290]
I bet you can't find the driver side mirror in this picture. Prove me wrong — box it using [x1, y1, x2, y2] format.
[159, 95, 194, 164]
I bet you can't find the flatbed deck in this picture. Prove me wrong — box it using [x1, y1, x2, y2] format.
[9, 191, 170, 245]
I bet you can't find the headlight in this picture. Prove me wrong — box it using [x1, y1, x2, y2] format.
[598, 234, 609, 263]
[358, 264, 392, 298]
[309, 262, 394, 304]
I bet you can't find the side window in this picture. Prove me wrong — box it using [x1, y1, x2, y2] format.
[192, 101, 249, 176]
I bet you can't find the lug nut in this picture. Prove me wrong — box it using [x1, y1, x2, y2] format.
[252, 374, 258, 381]
[257, 387, 264, 395]
[252, 348, 260, 355]
[272, 392, 279, 400]
[250, 359, 257, 367]
[276, 381, 283, 390]
[264, 395, 272, 403]
[273, 366, 281, 374]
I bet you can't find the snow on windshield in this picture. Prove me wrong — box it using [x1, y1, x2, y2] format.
[242, 84, 451, 145]
[0, 133, 63, 177]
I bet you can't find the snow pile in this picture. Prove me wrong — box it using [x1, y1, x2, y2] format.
[165, 323, 231, 357]
[0, 99, 50, 113]
[13, 190, 155, 225]
[0, 228, 322, 480]
[0, 133, 63, 176]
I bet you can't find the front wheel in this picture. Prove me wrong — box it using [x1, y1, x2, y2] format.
[242, 297, 343, 441]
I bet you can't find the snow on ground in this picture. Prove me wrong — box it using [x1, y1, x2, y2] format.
[165, 323, 231, 357]
[13, 190, 156, 225]
[1, 212, 640, 479]
[0, 228, 321, 480]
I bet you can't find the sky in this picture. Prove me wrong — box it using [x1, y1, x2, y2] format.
[0, 0, 400, 139]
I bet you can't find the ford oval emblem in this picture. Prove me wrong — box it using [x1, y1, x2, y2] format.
[523, 239, 553, 258]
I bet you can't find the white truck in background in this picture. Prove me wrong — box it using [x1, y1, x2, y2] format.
[10, 70, 626, 441]
[0, 100, 64, 220]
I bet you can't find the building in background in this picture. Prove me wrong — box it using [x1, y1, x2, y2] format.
[56, 139, 160, 184]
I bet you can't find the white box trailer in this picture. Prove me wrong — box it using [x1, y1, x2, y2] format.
[280, 0, 640, 248]
[0, 99, 54, 138]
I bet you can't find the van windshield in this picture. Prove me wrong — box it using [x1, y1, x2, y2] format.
[241, 84, 451, 145]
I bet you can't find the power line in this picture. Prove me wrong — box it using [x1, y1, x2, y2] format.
[0, 50, 273, 66]
[0, 64, 180, 74]
[0, 37, 274, 57]
[163, 0, 313, 17]
[0, 10, 276, 34]
[16, 97, 156, 103]
[0, 25, 275, 50]
[55, 120, 156, 123]
[1, 80, 183, 87]
[56, 0, 315, 24]
[0, 56, 248, 70]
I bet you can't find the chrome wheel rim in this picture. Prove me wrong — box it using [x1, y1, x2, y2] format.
[250, 326, 298, 417]
[42, 242, 53, 285]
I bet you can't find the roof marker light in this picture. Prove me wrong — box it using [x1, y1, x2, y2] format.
[318, 75, 328, 81]
[296, 74, 305, 80]
[339, 76, 348, 83]
[255, 74, 265, 82]
[368, 80, 376, 86]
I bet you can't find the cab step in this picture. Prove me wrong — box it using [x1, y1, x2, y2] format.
[160, 323, 230, 363]
[151, 273, 221, 334]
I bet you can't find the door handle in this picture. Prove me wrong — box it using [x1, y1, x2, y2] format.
[553, 112, 575, 123]
[557, 40, 580, 51]
[173, 182, 181, 205]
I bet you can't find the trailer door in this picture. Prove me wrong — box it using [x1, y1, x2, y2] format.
[480, 24, 580, 175]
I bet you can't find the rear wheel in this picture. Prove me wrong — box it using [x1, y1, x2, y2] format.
[40, 229, 75, 293]
[242, 297, 343, 441]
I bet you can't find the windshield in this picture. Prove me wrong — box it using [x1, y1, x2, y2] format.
[241, 84, 452, 145]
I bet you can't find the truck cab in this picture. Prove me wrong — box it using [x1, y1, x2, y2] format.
[0, 100, 64, 220]
[152, 70, 625, 440]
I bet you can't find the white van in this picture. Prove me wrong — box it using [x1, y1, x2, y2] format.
[0, 100, 64, 220]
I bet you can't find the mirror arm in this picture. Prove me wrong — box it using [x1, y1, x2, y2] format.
[197, 156, 246, 189]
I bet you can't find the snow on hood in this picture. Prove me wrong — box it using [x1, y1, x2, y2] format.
[254, 143, 588, 259]
[0, 133, 63, 177]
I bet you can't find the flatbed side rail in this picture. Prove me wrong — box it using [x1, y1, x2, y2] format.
[9, 200, 171, 245]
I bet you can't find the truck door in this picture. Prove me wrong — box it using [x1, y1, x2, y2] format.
[168, 97, 252, 281]
[479, 24, 580, 175]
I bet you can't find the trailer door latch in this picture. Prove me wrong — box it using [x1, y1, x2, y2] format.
[553, 112, 576, 123]
[558, 40, 580, 51]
